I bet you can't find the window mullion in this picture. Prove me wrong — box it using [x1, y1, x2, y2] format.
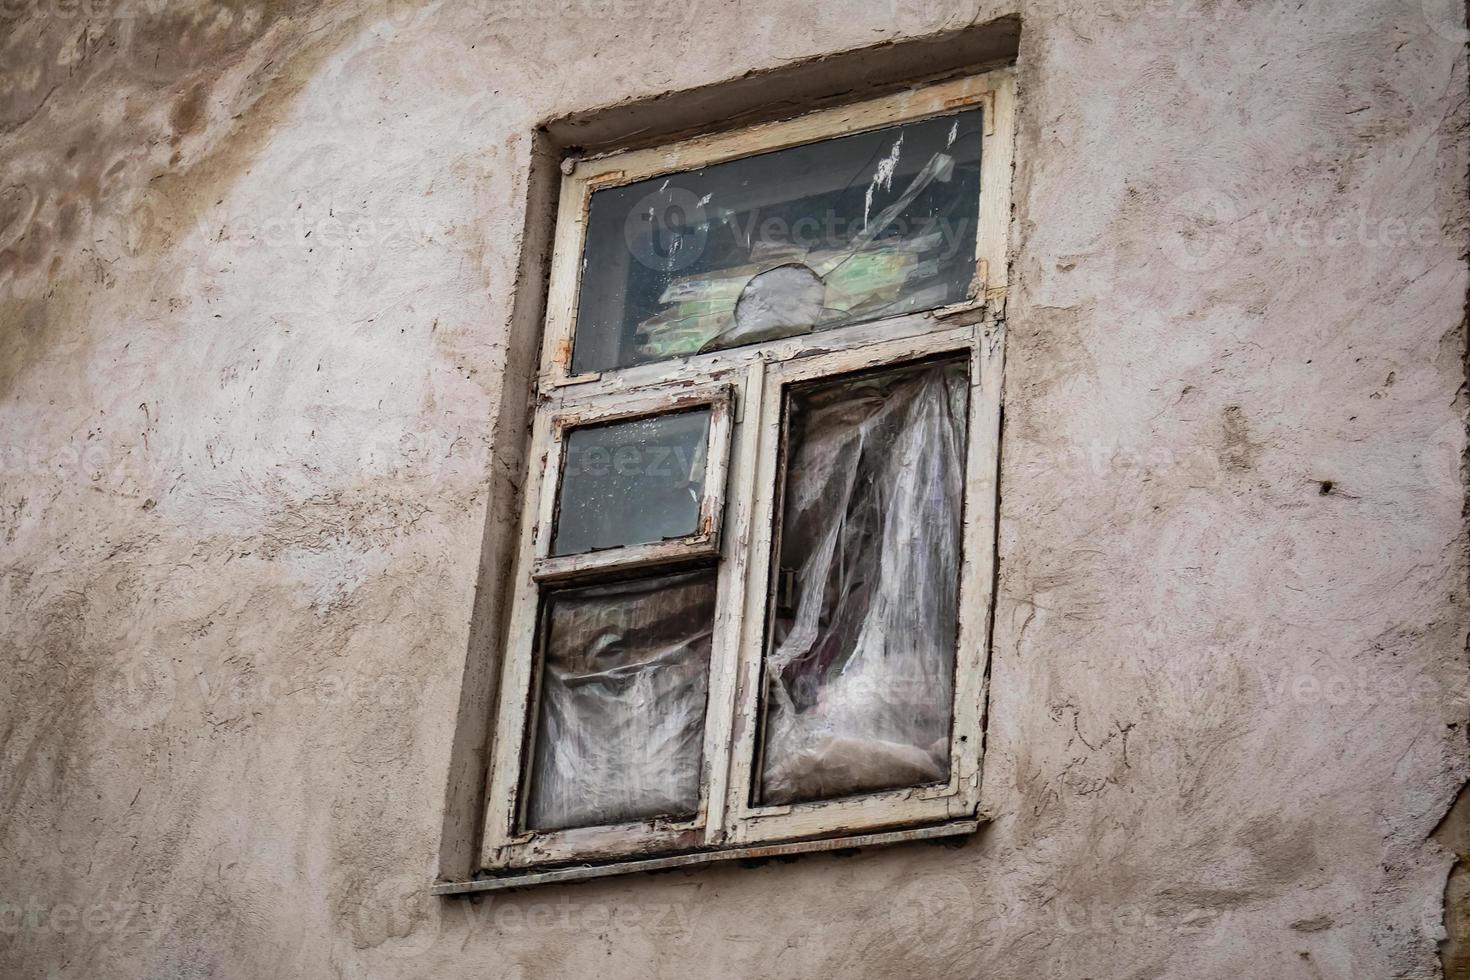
[700, 358, 768, 842]
[721, 355, 790, 840]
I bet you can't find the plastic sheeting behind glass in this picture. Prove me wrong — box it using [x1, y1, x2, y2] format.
[525, 568, 717, 831]
[573, 109, 983, 374]
[758, 357, 968, 806]
[551, 409, 711, 557]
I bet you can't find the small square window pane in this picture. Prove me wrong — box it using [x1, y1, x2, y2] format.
[572, 109, 983, 374]
[524, 568, 717, 831]
[552, 408, 711, 557]
[758, 356, 969, 806]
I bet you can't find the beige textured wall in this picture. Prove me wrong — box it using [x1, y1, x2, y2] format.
[1, 1, 1467, 977]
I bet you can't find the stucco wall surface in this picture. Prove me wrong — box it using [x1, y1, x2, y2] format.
[1, 0, 1467, 977]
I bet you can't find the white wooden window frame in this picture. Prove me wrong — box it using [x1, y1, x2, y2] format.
[530, 385, 735, 584]
[474, 67, 1015, 885]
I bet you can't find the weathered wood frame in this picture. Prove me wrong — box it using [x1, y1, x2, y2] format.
[470, 67, 1014, 888]
[722, 324, 1004, 846]
[529, 385, 735, 583]
[539, 69, 1013, 389]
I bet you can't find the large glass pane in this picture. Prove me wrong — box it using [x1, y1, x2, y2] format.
[525, 568, 717, 831]
[552, 408, 711, 556]
[758, 357, 969, 806]
[573, 109, 983, 374]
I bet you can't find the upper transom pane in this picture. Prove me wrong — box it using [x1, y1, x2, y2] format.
[571, 108, 983, 375]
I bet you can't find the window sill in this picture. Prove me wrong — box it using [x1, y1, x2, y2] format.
[432, 817, 981, 896]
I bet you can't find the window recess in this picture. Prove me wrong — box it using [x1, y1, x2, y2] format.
[458, 68, 1014, 892]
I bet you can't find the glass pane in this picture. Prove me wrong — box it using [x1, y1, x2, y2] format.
[525, 568, 717, 831]
[758, 357, 969, 806]
[552, 408, 711, 556]
[573, 109, 983, 374]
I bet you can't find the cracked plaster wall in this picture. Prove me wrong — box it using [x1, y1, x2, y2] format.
[0, 0, 1467, 977]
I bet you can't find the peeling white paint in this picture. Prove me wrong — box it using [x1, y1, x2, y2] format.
[864, 133, 903, 229]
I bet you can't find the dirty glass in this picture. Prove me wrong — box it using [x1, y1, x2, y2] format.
[758, 357, 969, 806]
[525, 568, 717, 831]
[551, 409, 711, 556]
[572, 109, 983, 374]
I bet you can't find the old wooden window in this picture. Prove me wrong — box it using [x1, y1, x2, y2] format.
[473, 69, 1014, 889]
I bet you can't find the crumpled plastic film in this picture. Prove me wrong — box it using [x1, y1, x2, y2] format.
[760, 358, 969, 806]
[526, 568, 717, 831]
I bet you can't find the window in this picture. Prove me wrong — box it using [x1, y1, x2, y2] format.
[475, 69, 1014, 887]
